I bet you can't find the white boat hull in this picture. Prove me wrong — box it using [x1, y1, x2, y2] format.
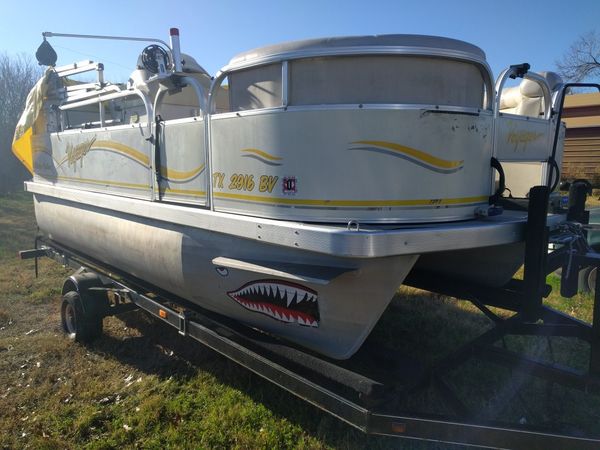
[33, 191, 417, 359]
[28, 182, 554, 359]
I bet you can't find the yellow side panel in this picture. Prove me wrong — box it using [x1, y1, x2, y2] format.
[11, 126, 34, 174]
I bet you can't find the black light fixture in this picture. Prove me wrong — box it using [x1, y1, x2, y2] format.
[36, 36, 57, 67]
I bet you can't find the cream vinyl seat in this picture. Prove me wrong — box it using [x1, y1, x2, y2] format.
[499, 71, 562, 117]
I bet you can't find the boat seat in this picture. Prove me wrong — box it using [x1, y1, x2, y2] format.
[499, 71, 562, 118]
[158, 77, 230, 119]
[128, 67, 229, 121]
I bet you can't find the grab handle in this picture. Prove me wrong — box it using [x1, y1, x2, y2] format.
[493, 64, 552, 120]
[490, 157, 505, 204]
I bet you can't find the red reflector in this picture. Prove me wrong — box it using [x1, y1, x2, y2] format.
[159, 309, 167, 319]
[391, 422, 406, 433]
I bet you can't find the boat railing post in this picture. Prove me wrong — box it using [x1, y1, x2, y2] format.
[493, 63, 552, 122]
[493, 64, 529, 119]
[41, 31, 171, 51]
[179, 76, 207, 113]
[97, 63, 105, 127]
[126, 89, 154, 138]
[281, 61, 289, 107]
[492, 64, 554, 196]
[156, 75, 208, 206]
[490, 66, 521, 199]
[129, 88, 154, 199]
[96, 62, 105, 87]
[207, 71, 228, 211]
[152, 86, 169, 123]
[176, 76, 207, 170]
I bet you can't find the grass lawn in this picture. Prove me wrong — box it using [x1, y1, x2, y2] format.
[1, 192, 599, 449]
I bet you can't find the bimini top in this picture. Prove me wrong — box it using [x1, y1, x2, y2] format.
[226, 34, 487, 71]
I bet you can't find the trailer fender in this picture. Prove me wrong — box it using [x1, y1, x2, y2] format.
[62, 270, 109, 318]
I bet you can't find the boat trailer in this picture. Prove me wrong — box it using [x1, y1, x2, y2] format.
[20, 183, 600, 449]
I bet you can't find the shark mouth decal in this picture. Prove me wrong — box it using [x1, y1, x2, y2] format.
[227, 279, 319, 327]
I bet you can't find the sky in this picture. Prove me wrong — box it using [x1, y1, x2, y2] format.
[0, 0, 598, 82]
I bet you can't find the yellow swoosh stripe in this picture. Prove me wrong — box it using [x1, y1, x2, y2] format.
[161, 187, 206, 196]
[352, 140, 463, 169]
[57, 175, 148, 190]
[57, 176, 206, 197]
[73, 140, 205, 181]
[92, 140, 150, 166]
[160, 164, 205, 181]
[214, 192, 487, 207]
[241, 148, 282, 161]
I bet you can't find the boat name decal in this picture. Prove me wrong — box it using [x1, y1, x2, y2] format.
[58, 139, 204, 182]
[260, 175, 279, 193]
[506, 131, 544, 150]
[212, 172, 226, 188]
[65, 136, 96, 169]
[213, 172, 279, 193]
[229, 173, 255, 191]
[227, 279, 319, 327]
[348, 140, 464, 174]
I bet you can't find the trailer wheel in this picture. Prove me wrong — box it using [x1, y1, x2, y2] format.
[61, 291, 103, 343]
[579, 266, 597, 295]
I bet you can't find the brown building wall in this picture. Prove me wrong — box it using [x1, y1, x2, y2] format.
[562, 92, 600, 186]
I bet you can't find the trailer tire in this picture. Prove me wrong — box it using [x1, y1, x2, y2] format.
[579, 266, 597, 295]
[61, 291, 103, 343]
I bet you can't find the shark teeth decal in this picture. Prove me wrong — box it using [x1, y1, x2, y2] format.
[227, 279, 319, 327]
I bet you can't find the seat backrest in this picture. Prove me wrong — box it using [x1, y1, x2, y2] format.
[499, 71, 562, 118]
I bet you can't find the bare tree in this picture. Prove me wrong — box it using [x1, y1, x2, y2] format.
[0, 53, 43, 193]
[556, 30, 600, 83]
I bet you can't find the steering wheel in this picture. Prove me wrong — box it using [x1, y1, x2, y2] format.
[141, 45, 172, 74]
